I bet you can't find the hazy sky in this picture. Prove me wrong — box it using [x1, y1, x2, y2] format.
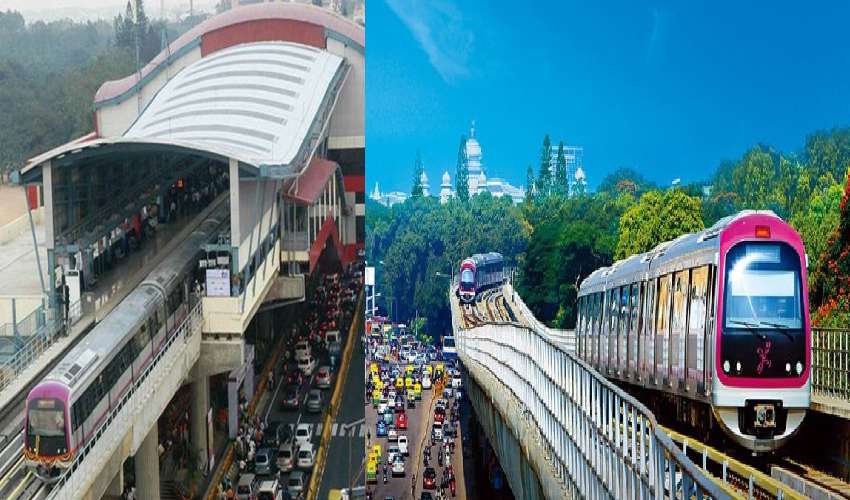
[0, 0, 219, 21]
[367, 0, 850, 193]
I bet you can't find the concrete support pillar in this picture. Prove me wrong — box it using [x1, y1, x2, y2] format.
[192, 374, 210, 472]
[135, 424, 160, 500]
[245, 363, 255, 401]
[105, 466, 123, 497]
[228, 378, 239, 439]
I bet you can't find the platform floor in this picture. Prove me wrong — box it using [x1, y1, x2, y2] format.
[0, 198, 228, 436]
[812, 394, 850, 420]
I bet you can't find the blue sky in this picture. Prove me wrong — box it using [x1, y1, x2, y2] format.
[366, 0, 850, 193]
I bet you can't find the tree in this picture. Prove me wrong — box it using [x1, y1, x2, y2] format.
[616, 189, 704, 259]
[525, 165, 535, 203]
[554, 141, 568, 196]
[411, 150, 424, 197]
[598, 167, 655, 195]
[537, 134, 552, 197]
[455, 135, 469, 202]
[812, 172, 850, 327]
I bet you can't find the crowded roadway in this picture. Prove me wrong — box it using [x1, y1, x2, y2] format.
[217, 266, 361, 500]
[364, 320, 467, 500]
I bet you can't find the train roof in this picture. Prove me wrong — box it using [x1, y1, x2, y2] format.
[579, 210, 782, 294]
[470, 252, 503, 266]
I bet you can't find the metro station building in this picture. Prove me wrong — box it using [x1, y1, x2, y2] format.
[13, 4, 363, 498]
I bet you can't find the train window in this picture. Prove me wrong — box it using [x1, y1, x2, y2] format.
[620, 286, 630, 371]
[688, 266, 708, 385]
[644, 280, 655, 377]
[671, 270, 689, 383]
[656, 275, 671, 378]
[630, 283, 640, 372]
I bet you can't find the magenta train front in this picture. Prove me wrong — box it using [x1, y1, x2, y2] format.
[576, 211, 810, 452]
[457, 252, 505, 303]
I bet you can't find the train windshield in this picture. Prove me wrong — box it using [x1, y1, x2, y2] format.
[28, 398, 65, 437]
[460, 269, 474, 287]
[723, 242, 803, 329]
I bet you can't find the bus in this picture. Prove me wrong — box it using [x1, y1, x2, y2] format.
[442, 335, 457, 361]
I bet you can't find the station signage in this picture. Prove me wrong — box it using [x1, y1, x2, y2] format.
[206, 268, 231, 297]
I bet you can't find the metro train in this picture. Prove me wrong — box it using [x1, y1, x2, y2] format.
[23, 200, 229, 482]
[576, 211, 810, 452]
[458, 252, 504, 303]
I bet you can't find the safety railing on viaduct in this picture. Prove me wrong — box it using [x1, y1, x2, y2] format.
[452, 293, 728, 499]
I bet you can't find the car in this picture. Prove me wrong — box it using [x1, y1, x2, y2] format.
[407, 398, 416, 409]
[328, 341, 342, 358]
[388, 425, 398, 442]
[433, 408, 445, 424]
[325, 330, 341, 345]
[388, 390, 397, 401]
[422, 467, 436, 489]
[276, 440, 295, 472]
[315, 366, 332, 389]
[376, 420, 388, 437]
[395, 399, 404, 412]
[432, 422, 443, 441]
[281, 386, 300, 410]
[297, 355, 317, 375]
[398, 435, 408, 455]
[378, 400, 389, 415]
[382, 411, 394, 425]
[420, 493, 433, 500]
[387, 444, 401, 464]
[421, 375, 432, 389]
[391, 455, 405, 477]
[295, 423, 312, 447]
[287, 470, 306, 497]
[295, 340, 311, 361]
[297, 443, 315, 469]
[237, 473, 257, 500]
[256, 478, 283, 500]
[286, 367, 303, 386]
[396, 412, 408, 430]
[255, 447, 273, 475]
[306, 389, 323, 413]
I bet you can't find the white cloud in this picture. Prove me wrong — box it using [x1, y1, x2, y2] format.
[385, 0, 474, 83]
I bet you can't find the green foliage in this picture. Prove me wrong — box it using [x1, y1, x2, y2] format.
[554, 142, 568, 196]
[368, 194, 529, 335]
[597, 167, 656, 195]
[525, 164, 535, 202]
[812, 173, 850, 326]
[616, 189, 704, 259]
[455, 135, 469, 202]
[791, 179, 843, 300]
[411, 149, 424, 197]
[537, 134, 552, 196]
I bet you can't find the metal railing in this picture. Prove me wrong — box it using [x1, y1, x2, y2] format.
[0, 301, 81, 395]
[506, 283, 576, 352]
[812, 327, 850, 400]
[47, 302, 203, 500]
[455, 309, 727, 498]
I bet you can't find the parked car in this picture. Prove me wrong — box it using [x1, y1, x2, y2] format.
[276, 440, 295, 472]
[297, 443, 315, 469]
[287, 471, 306, 497]
[315, 366, 333, 389]
[307, 389, 323, 413]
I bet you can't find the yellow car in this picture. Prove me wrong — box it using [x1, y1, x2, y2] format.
[436, 362, 445, 372]
[405, 365, 414, 375]
[372, 443, 382, 459]
[366, 460, 377, 483]
[405, 377, 413, 389]
[395, 377, 404, 389]
[424, 364, 433, 375]
[370, 363, 379, 374]
[413, 383, 422, 399]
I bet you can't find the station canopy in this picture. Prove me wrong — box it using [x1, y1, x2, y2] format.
[19, 40, 348, 183]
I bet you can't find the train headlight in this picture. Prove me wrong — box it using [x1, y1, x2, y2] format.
[736, 361, 742, 373]
[723, 360, 730, 373]
[785, 363, 791, 373]
[796, 362, 803, 375]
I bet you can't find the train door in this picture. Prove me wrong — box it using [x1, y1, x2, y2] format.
[703, 265, 718, 395]
[608, 288, 619, 375]
[619, 286, 630, 376]
[642, 279, 656, 384]
[600, 291, 610, 372]
[655, 275, 671, 386]
[629, 283, 641, 379]
[671, 270, 689, 391]
[593, 292, 601, 368]
[687, 266, 709, 394]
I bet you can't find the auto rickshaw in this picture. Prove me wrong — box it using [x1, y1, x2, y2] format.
[413, 382, 422, 399]
[405, 377, 414, 389]
[366, 460, 377, 483]
[372, 389, 382, 406]
[372, 443, 382, 459]
[395, 377, 404, 389]
[405, 365, 414, 375]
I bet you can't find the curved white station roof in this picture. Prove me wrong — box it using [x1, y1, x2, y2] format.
[125, 41, 345, 169]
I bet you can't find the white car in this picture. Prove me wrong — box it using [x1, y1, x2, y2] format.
[276, 440, 295, 472]
[295, 341, 311, 361]
[397, 435, 408, 455]
[391, 455, 405, 477]
[378, 401, 389, 415]
[452, 375, 462, 389]
[387, 444, 401, 464]
[388, 426, 398, 442]
[295, 423, 312, 447]
[388, 389, 397, 401]
[421, 376, 432, 390]
[297, 443, 315, 469]
[297, 355, 317, 375]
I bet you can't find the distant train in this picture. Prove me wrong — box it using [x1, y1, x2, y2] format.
[458, 252, 504, 303]
[576, 211, 810, 452]
[23, 200, 229, 482]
